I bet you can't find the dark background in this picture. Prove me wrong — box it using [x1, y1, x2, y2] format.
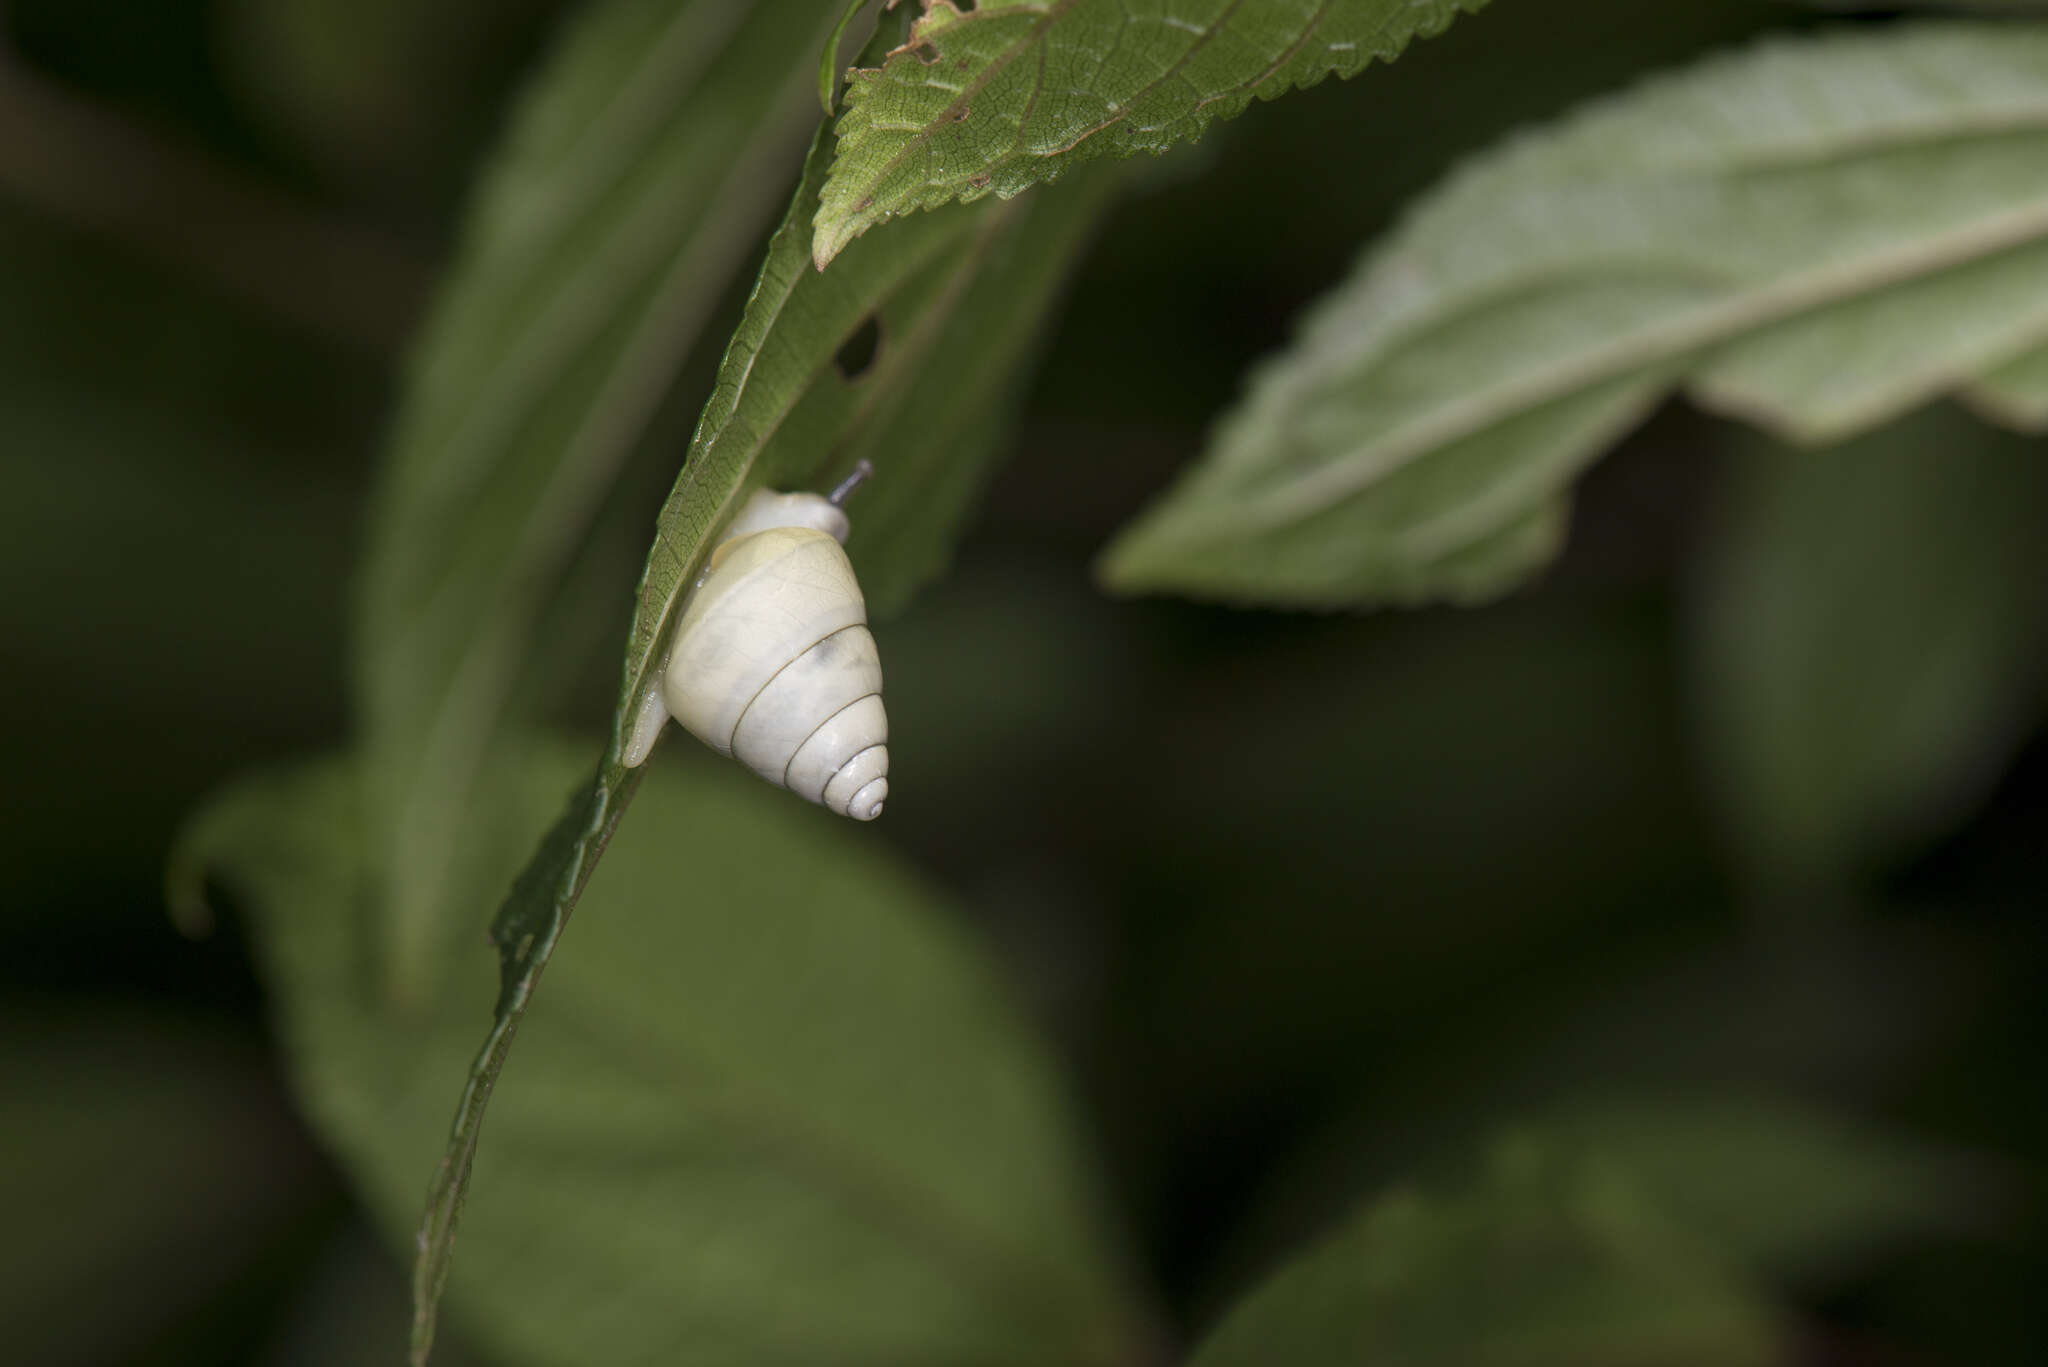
[2, 2, 2042, 1364]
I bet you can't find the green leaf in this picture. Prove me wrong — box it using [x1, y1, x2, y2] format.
[355, 0, 841, 1006]
[1188, 1138, 1779, 1367]
[404, 84, 1121, 1364]
[813, 0, 1491, 267]
[1690, 407, 2048, 891]
[1207, 924, 2000, 1303]
[1965, 339, 2048, 429]
[1506, 1095, 2008, 1287]
[1099, 22, 2048, 605]
[172, 742, 1151, 1367]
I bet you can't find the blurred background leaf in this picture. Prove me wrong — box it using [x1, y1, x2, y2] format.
[1186, 1138, 1782, 1367]
[174, 739, 1153, 1367]
[1965, 339, 2048, 427]
[1099, 22, 2048, 605]
[1689, 404, 2048, 896]
[1488, 1095, 2018, 1285]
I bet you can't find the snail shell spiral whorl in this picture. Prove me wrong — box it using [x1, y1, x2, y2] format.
[660, 525, 889, 820]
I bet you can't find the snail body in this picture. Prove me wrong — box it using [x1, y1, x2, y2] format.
[622, 480, 889, 822]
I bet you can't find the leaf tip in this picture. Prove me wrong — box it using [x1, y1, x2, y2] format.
[1091, 523, 1173, 598]
[811, 216, 855, 271]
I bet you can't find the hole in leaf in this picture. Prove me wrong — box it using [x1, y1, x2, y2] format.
[834, 316, 881, 380]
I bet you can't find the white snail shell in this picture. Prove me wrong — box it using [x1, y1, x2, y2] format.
[621, 487, 889, 821]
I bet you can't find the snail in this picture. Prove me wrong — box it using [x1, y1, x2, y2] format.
[622, 462, 889, 821]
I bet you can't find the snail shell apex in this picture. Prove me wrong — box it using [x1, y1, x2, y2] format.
[650, 494, 889, 821]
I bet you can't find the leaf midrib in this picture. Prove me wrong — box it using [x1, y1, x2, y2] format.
[1223, 190, 2048, 534]
[837, 0, 1076, 214]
